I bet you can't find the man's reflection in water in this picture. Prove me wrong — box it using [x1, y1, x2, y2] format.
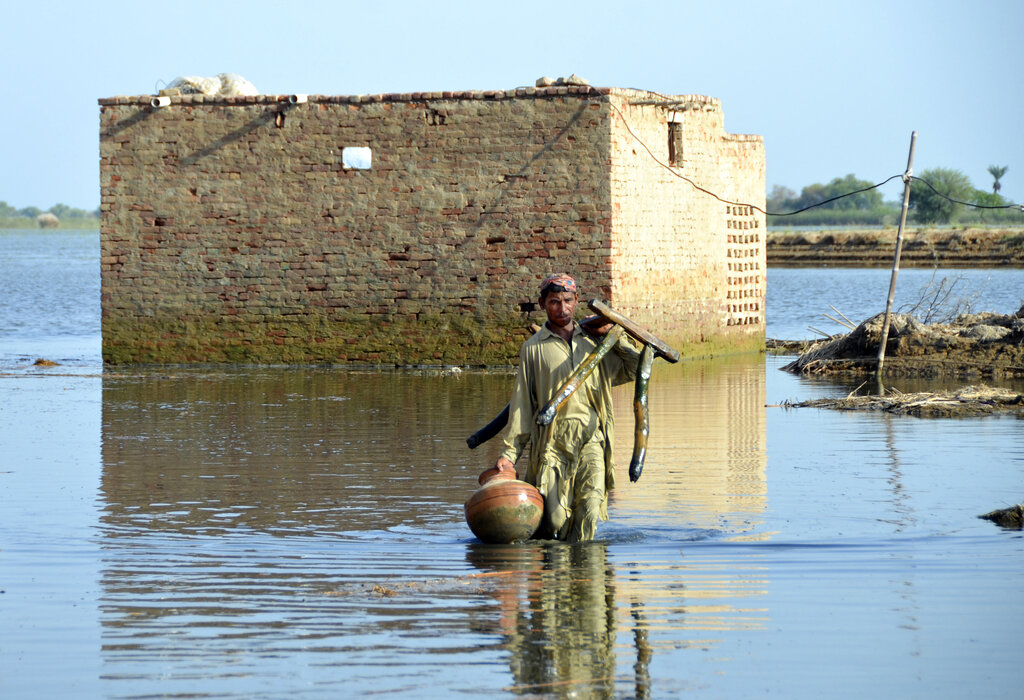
[467, 541, 651, 698]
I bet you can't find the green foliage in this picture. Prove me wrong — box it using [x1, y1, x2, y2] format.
[766, 185, 797, 214]
[49, 203, 73, 219]
[47, 203, 97, 219]
[972, 189, 1007, 207]
[768, 164, 1022, 228]
[957, 203, 1024, 226]
[777, 174, 884, 212]
[909, 168, 974, 224]
[987, 164, 1008, 194]
[0, 199, 99, 229]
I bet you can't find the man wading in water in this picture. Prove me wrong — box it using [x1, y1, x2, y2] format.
[493, 274, 640, 542]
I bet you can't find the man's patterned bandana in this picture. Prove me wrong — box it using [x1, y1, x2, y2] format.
[540, 274, 577, 295]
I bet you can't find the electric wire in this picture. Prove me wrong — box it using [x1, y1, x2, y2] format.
[768, 175, 902, 216]
[608, 98, 1023, 218]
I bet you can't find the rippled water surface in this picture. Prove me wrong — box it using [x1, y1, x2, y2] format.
[2, 231, 1023, 697]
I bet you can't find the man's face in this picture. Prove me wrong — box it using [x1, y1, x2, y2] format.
[542, 290, 578, 330]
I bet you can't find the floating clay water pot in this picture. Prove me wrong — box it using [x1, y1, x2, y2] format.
[464, 467, 544, 544]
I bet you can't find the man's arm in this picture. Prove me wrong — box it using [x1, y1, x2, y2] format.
[582, 319, 641, 386]
[493, 355, 533, 474]
[611, 334, 641, 385]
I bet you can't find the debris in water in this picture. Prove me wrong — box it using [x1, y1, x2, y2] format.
[979, 504, 1024, 529]
[33, 358, 58, 367]
[781, 384, 1024, 418]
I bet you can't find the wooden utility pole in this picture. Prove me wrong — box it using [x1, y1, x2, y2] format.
[876, 131, 917, 375]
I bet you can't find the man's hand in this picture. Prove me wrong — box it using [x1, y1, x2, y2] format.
[494, 456, 516, 475]
[580, 314, 614, 336]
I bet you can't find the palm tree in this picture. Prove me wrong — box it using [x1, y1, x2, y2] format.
[987, 165, 1008, 194]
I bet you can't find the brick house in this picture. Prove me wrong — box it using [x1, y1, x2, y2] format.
[99, 85, 765, 365]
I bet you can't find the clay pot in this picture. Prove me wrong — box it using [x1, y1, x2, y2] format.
[464, 468, 543, 544]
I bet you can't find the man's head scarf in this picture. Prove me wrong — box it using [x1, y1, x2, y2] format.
[540, 273, 577, 296]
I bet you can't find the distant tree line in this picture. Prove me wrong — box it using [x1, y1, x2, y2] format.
[767, 167, 1021, 227]
[0, 201, 100, 229]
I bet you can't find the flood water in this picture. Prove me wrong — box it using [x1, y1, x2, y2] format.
[2, 230, 1023, 698]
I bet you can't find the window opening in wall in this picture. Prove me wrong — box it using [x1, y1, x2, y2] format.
[668, 121, 683, 166]
[342, 146, 372, 170]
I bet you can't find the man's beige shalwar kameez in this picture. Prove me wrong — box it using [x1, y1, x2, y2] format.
[500, 323, 639, 542]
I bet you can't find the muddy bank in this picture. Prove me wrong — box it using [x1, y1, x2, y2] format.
[767, 228, 1024, 266]
[781, 309, 1024, 379]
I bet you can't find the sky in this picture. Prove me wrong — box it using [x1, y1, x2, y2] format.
[2, 0, 1022, 212]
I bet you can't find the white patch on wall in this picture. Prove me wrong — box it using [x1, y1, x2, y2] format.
[342, 147, 372, 170]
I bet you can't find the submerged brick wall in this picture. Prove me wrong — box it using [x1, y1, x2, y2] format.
[99, 86, 764, 365]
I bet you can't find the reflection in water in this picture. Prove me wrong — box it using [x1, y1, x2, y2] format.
[467, 542, 620, 697]
[101, 369, 511, 536]
[98, 359, 770, 694]
[630, 596, 653, 699]
[882, 414, 915, 534]
[882, 414, 923, 653]
[464, 539, 769, 698]
[610, 355, 769, 540]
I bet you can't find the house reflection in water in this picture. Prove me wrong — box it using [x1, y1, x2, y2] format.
[610, 354, 769, 537]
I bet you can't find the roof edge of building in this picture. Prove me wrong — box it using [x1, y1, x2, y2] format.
[98, 86, 720, 107]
